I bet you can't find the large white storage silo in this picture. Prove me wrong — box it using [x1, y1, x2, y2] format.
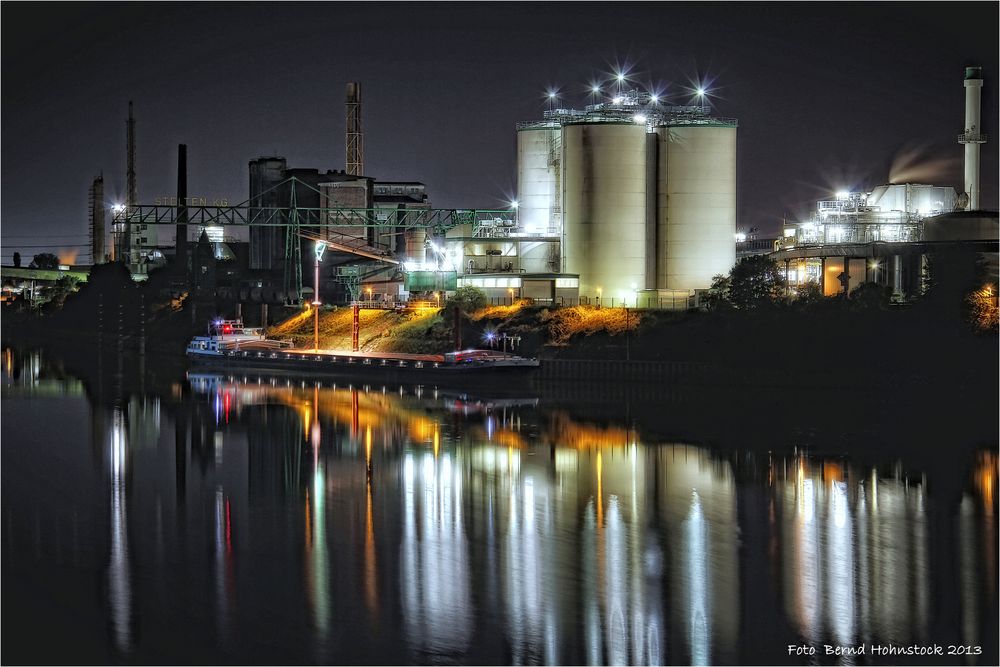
[657, 125, 737, 290]
[562, 123, 651, 299]
[516, 126, 562, 235]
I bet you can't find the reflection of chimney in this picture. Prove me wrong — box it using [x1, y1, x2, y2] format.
[346, 82, 363, 176]
[959, 67, 986, 210]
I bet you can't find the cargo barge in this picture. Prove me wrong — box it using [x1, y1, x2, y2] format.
[185, 319, 539, 383]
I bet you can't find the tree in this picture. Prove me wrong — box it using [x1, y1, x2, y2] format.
[965, 283, 999, 333]
[29, 253, 59, 269]
[43, 275, 79, 310]
[848, 282, 890, 310]
[727, 255, 786, 310]
[793, 281, 825, 309]
[704, 274, 733, 311]
[445, 286, 488, 314]
[12, 252, 20, 267]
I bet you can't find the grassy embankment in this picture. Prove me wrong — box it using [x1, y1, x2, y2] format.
[267, 306, 450, 354]
[267, 302, 642, 356]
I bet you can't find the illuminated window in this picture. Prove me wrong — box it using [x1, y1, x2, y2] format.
[556, 278, 579, 288]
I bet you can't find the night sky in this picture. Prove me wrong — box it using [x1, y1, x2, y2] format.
[2, 2, 997, 264]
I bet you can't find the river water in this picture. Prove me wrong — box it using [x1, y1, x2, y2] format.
[2, 345, 997, 665]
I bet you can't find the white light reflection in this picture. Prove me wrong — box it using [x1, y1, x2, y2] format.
[107, 408, 132, 654]
[400, 452, 472, 655]
[827, 481, 855, 648]
[791, 470, 820, 642]
[505, 475, 543, 664]
[687, 491, 710, 666]
[305, 467, 330, 637]
[214, 487, 233, 642]
[781, 460, 931, 651]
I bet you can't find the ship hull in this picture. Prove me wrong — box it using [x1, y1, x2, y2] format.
[186, 348, 539, 385]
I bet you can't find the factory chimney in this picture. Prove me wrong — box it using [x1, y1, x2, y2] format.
[126, 101, 137, 260]
[345, 82, 363, 176]
[127, 101, 137, 208]
[89, 173, 106, 264]
[959, 67, 986, 210]
[175, 144, 189, 276]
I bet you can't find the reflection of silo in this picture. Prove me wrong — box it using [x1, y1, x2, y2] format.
[563, 123, 650, 297]
[517, 127, 562, 235]
[657, 125, 736, 290]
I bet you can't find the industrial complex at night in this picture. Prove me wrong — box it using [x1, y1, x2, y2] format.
[1, 62, 995, 318]
[3, 5, 998, 667]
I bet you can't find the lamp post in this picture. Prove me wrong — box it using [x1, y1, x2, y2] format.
[596, 287, 602, 308]
[366, 286, 373, 306]
[313, 241, 327, 353]
[508, 287, 514, 305]
[434, 291, 440, 308]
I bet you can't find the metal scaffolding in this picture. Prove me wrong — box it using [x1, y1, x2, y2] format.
[113, 176, 513, 301]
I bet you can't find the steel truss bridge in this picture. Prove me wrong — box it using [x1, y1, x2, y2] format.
[112, 177, 515, 301]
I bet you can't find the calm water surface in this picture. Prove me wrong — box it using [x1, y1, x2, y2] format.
[2, 346, 997, 665]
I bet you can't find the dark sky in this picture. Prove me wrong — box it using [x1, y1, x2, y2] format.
[2, 2, 997, 263]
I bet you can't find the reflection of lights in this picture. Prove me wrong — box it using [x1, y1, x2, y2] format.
[306, 466, 329, 634]
[827, 480, 854, 645]
[401, 452, 472, 653]
[606, 497, 628, 665]
[108, 408, 132, 654]
[687, 491, 709, 666]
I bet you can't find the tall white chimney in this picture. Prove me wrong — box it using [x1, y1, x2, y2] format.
[959, 66, 986, 210]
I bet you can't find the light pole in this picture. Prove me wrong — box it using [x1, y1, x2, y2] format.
[434, 291, 440, 308]
[596, 287, 602, 308]
[366, 286, 373, 306]
[508, 287, 514, 305]
[313, 241, 327, 352]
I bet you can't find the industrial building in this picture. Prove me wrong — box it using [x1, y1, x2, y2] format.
[511, 89, 738, 303]
[772, 67, 997, 299]
[776, 184, 958, 295]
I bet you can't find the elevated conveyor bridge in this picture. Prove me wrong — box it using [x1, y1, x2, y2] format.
[112, 176, 514, 301]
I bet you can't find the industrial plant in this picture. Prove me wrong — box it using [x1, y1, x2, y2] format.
[775, 67, 997, 299]
[6, 67, 995, 314]
[510, 87, 737, 303]
[75, 75, 742, 311]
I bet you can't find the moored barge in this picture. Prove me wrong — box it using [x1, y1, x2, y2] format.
[186, 319, 539, 382]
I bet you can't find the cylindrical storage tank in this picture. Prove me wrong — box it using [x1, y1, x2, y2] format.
[404, 229, 426, 265]
[657, 124, 737, 290]
[516, 126, 562, 235]
[562, 123, 650, 300]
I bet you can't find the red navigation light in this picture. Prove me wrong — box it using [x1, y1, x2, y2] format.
[223, 324, 233, 334]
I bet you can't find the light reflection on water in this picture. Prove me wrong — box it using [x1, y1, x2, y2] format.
[1, 348, 997, 665]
